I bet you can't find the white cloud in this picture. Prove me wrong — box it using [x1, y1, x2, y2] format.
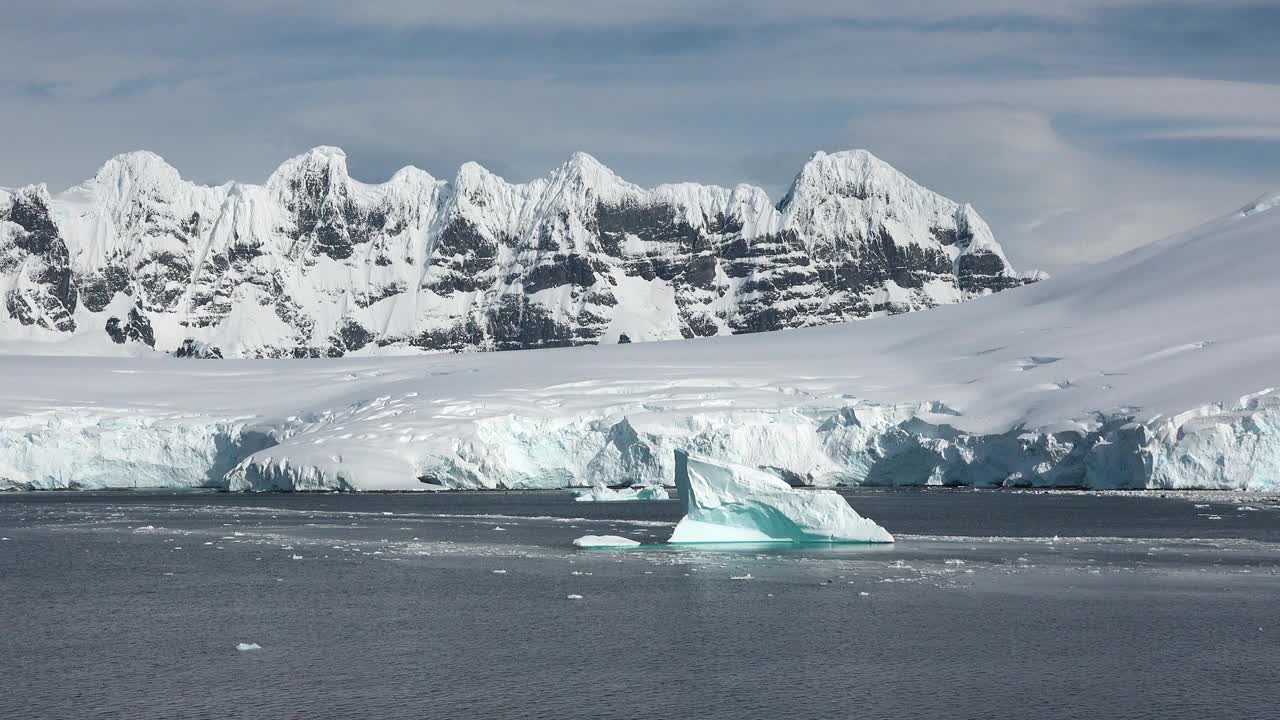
[2, 0, 1278, 273]
[846, 104, 1262, 271]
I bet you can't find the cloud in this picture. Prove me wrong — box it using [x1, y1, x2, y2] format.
[1, 1, 1277, 271]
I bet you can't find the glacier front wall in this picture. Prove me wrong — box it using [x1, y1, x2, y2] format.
[5, 397, 1279, 491]
[5, 189, 1280, 493]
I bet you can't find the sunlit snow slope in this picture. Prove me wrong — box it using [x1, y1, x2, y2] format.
[0, 193, 1277, 491]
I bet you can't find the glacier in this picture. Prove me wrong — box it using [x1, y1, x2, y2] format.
[1, 190, 1279, 492]
[668, 450, 893, 544]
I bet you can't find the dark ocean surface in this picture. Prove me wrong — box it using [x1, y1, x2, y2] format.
[1, 489, 1277, 719]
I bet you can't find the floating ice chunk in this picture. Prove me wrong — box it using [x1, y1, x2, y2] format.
[491, 569, 507, 574]
[133, 525, 157, 532]
[730, 573, 754, 580]
[667, 451, 893, 544]
[573, 534, 642, 548]
[574, 482, 670, 502]
[236, 643, 262, 652]
[291, 554, 303, 560]
[566, 594, 584, 600]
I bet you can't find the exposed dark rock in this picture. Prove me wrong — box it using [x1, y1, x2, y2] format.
[105, 306, 155, 346]
[174, 338, 224, 359]
[1, 149, 1038, 356]
[0, 187, 78, 332]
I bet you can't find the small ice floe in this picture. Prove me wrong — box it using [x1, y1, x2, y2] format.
[859, 592, 870, 597]
[133, 525, 157, 532]
[493, 526, 506, 531]
[574, 482, 670, 502]
[291, 554, 303, 560]
[573, 535, 641, 548]
[566, 594, 584, 600]
[1195, 504, 1210, 509]
[944, 559, 966, 566]
[236, 643, 262, 652]
[1206, 515, 1223, 520]
[382, 512, 394, 516]
[491, 569, 507, 574]
[730, 573, 754, 581]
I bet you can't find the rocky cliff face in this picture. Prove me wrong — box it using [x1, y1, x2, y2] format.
[0, 147, 1039, 357]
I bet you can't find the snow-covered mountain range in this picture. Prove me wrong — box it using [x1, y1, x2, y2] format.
[0, 147, 1037, 357]
[1, 188, 1278, 491]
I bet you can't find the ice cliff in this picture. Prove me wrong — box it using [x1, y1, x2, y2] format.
[1, 189, 1279, 492]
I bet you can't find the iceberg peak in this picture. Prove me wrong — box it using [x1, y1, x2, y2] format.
[668, 450, 894, 544]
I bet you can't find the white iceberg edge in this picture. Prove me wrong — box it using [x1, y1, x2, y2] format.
[573, 535, 642, 548]
[573, 482, 670, 502]
[667, 450, 894, 544]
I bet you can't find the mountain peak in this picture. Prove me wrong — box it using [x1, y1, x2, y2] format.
[304, 145, 346, 159]
[779, 148, 936, 213]
[266, 146, 352, 198]
[93, 150, 183, 190]
[3, 145, 1035, 358]
[455, 160, 502, 187]
[796, 148, 902, 184]
[561, 151, 609, 174]
[550, 151, 628, 197]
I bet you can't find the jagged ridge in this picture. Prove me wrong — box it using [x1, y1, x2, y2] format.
[0, 147, 1038, 357]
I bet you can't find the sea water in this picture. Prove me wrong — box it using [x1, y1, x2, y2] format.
[1, 489, 1276, 720]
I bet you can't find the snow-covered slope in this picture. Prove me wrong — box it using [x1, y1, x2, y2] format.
[0, 148, 1034, 357]
[1, 191, 1278, 491]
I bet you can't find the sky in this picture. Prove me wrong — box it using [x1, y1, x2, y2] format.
[2, 1, 1279, 272]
